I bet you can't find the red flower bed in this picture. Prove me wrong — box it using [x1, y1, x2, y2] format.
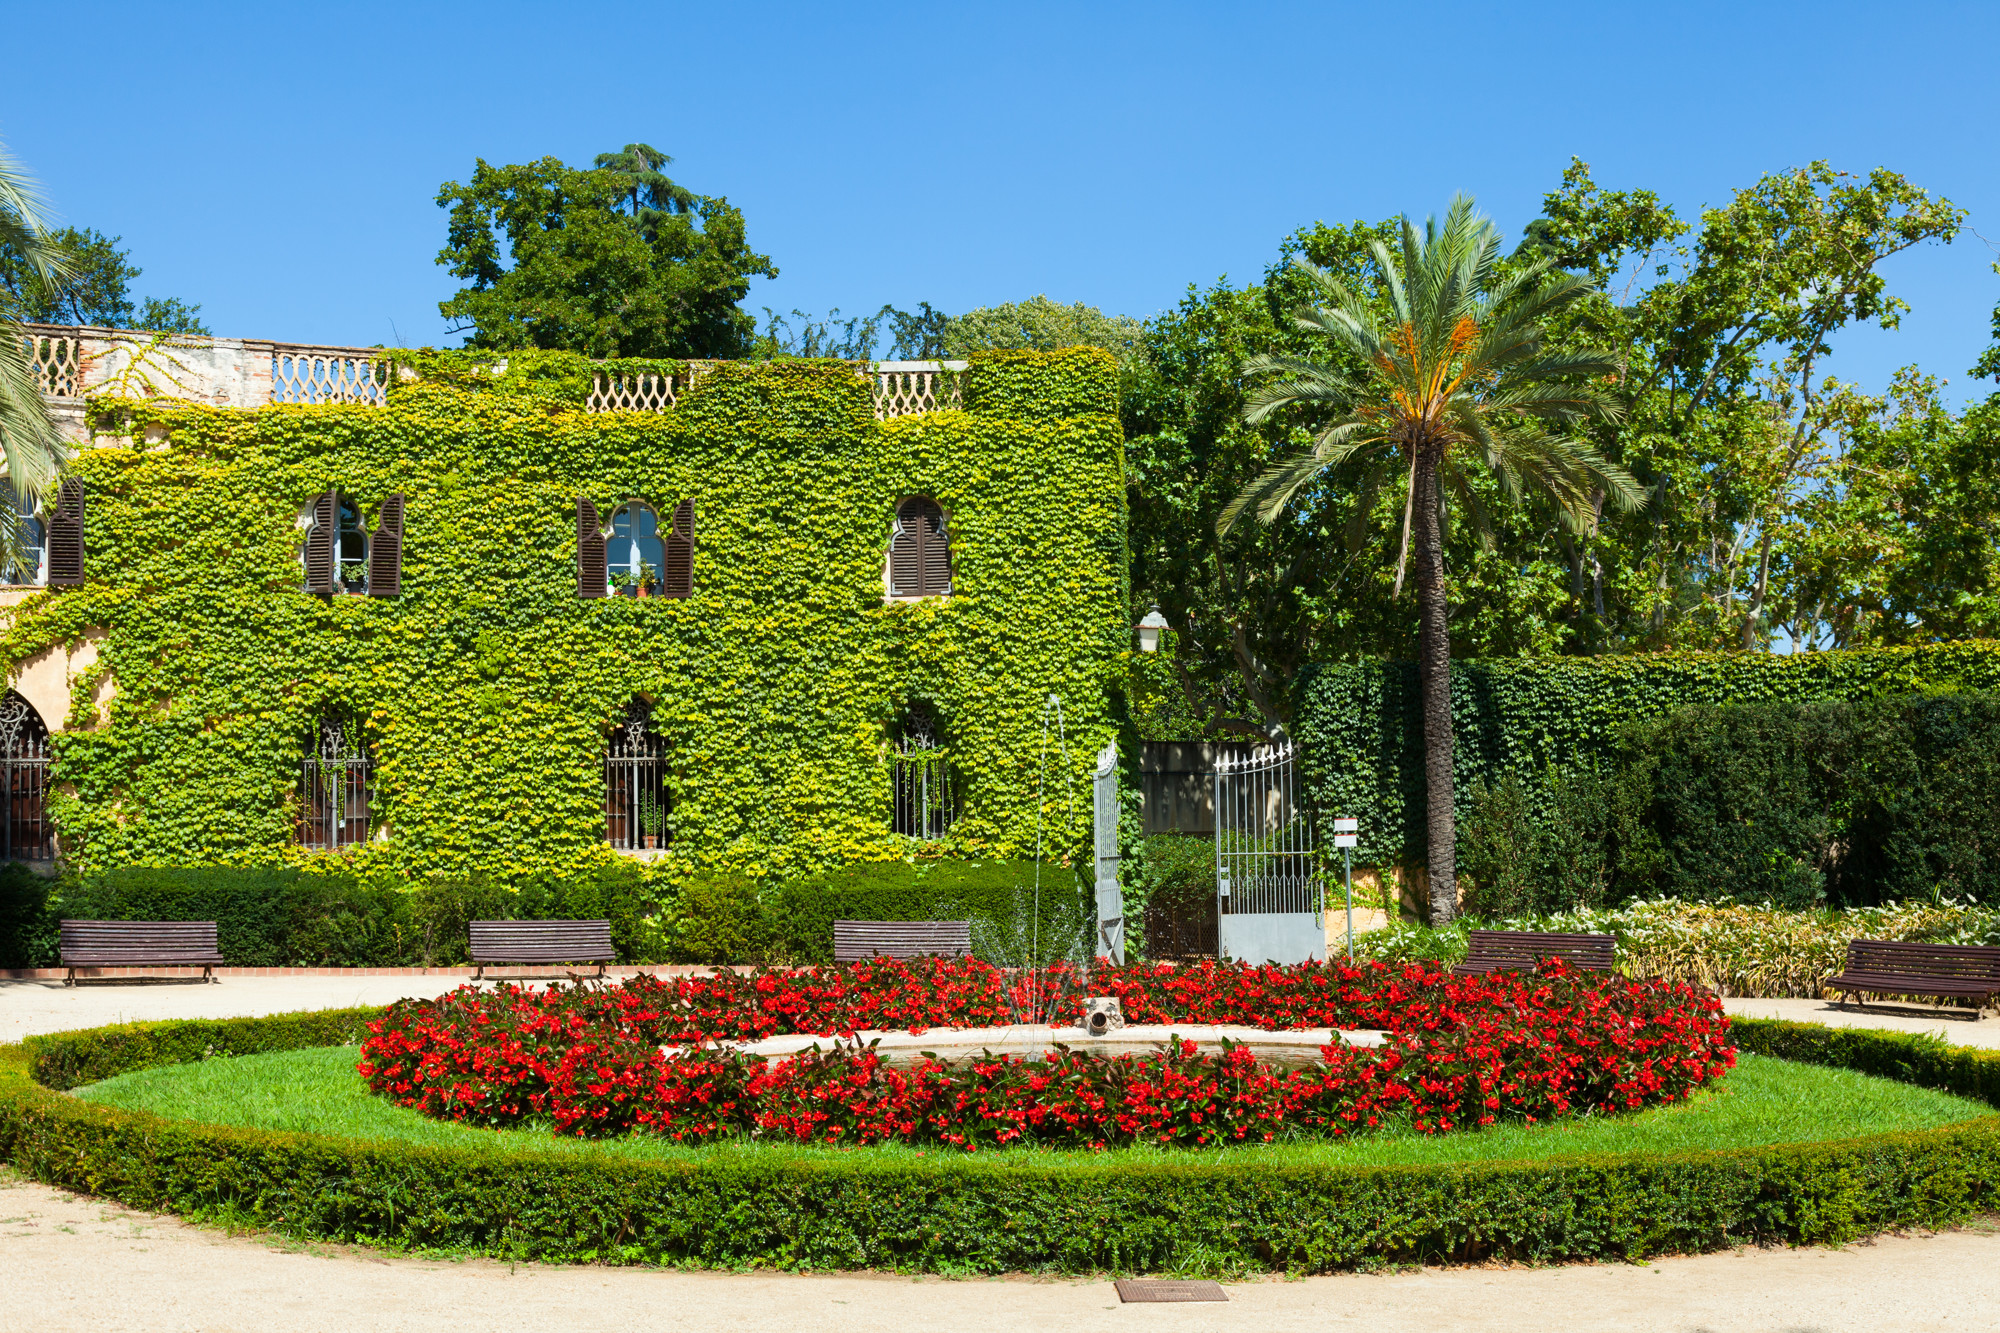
[358, 957, 1735, 1149]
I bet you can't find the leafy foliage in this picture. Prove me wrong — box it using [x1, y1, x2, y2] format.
[0, 349, 1125, 888]
[0, 225, 208, 334]
[435, 152, 776, 357]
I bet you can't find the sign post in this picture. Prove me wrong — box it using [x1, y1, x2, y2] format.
[1333, 817, 1358, 960]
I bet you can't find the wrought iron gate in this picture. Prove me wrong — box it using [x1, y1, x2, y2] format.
[1091, 743, 1123, 964]
[0, 693, 51, 861]
[1214, 740, 1324, 965]
[298, 712, 371, 850]
[605, 700, 670, 850]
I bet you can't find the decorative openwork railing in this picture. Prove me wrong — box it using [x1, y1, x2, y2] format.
[605, 701, 670, 851]
[270, 346, 389, 405]
[23, 326, 81, 398]
[25, 324, 971, 421]
[297, 712, 372, 850]
[871, 362, 965, 420]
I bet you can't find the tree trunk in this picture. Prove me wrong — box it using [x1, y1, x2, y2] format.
[1410, 444, 1457, 924]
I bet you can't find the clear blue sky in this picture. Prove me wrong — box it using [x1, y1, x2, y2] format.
[5, 1, 1995, 404]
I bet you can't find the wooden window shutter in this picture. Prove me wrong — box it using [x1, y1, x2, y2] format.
[368, 493, 405, 598]
[917, 499, 952, 596]
[889, 498, 922, 596]
[576, 498, 606, 598]
[304, 490, 337, 596]
[45, 477, 85, 586]
[663, 499, 694, 599]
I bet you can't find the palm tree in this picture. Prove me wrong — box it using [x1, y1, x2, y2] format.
[1220, 196, 1640, 924]
[0, 140, 67, 561]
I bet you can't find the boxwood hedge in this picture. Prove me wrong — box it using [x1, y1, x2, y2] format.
[3, 1010, 1997, 1273]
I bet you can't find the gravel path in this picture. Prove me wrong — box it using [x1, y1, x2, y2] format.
[3, 1168, 1994, 1332]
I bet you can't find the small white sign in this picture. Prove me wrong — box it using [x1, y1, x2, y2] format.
[1218, 878, 1231, 898]
[1333, 817, 1359, 834]
[1334, 834, 1358, 848]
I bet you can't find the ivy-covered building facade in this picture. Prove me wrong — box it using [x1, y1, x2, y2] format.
[0, 333, 1130, 884]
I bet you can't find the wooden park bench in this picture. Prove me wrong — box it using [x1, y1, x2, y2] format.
[469, 919, 617, 982]
[833, 919, 972, 964]
[1451, 929, 1617, 978]
[1824, 939, 2000, 1015]
[61, 919, 225, 986]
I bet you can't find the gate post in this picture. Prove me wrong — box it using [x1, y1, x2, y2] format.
[1092, 743, 1123, 964]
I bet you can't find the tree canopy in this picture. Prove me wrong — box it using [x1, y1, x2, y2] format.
[0, 225, 208, 333]
[435, 148, 776, 358]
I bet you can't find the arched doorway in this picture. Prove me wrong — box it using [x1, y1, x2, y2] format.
[0, 691, 53, 860]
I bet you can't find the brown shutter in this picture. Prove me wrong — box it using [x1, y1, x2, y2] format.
[368, 493, 404, 598]
[917, 498, 951, 596]
[576, 498, 606, 598]
[44, 477, 84, 586]
[663, 499, 694, 599]
[304, 490, 336, 596]
[889, 498, 921, 596]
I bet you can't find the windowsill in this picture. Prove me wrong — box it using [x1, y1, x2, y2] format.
[614, 846, 672, 861]
[883, 594, 953, 606]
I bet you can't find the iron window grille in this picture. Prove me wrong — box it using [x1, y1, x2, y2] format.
[889, 703, 960, 839]
[297, 711, 372, 849]
[0, 692, 53, 860]
[605, 700, 670, 850]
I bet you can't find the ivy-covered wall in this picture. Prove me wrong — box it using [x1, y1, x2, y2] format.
[0, 347, 1129, 883]
[1294, 642, 2000, 868]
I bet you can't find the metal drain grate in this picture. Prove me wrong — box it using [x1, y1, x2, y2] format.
[1114, 1279, 1228, 1303]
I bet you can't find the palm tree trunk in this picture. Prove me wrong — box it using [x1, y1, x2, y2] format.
[1410, 444, 1457, 924]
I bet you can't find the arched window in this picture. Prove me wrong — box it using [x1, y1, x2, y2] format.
[889, 700, 959, 838]
[297, 710, 372, 849]
[0, 483, 45, 586]
[605, 699, 670, 850]
[0, 692, 52, 860]
[335, 497, 369, 594]
[887, 497, 952, 598]
[606, 503, 666, 598]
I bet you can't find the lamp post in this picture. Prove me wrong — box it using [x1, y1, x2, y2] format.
[1333, 817, 1358, 960]
[1136, 608, 1168, 653]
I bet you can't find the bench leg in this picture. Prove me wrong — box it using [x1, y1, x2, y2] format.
[65, 967, 74, 988]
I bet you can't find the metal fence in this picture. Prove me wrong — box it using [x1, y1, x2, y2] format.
[605, 702, 670, 850]
[0, 693, 52, 860]
[298, 712, 371, 849]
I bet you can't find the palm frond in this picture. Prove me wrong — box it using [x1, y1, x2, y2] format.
[1216, 420, 1381, 537]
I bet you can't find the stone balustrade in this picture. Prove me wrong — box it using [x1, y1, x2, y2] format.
[22, 324, 966, 441]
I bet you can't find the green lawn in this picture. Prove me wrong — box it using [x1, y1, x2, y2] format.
[73, 1046, 1991, 1172]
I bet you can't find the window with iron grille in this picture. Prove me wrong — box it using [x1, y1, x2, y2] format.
[605, 699, 670, 850]
[889, 701, 959, 838]
[0, 691, 53, 860]
[297, 710, 372, 849]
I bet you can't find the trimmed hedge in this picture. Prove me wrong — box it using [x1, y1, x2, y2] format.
[0, 865, 676, 970]
[767, 858, 1087, 965]
[3, 1010, 1997, 1272]
[1295, 643, 2000, 903]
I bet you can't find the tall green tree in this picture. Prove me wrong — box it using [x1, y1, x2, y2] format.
[1221, 198, 1639, 921]
[435, 148, 776, 358]
[0, 142, 69, 559]
[0, 225, 208, 333]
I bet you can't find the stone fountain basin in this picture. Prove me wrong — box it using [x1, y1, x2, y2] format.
[705, 1024, 1387, 1070]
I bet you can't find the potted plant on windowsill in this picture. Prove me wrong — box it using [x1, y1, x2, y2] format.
[636, 560, 659, 600]
[638, 792, 665, 850]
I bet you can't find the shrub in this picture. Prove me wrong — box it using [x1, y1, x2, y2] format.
[0, 863, 57, 968]
[670, 874, 767, 964]
[1125, 833, 1216, 960]
[4, 1010, 1997, 1272]
[1351, 898, 2000, 998]
[765, 858, 1084, 965]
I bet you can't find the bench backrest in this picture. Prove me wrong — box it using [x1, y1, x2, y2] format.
[834, 919, 973, 963]
[60, 919, 223, 965]
[1842, 939, 2000, 982]
[1463, 929, 1616, 971]
[469, 919, 617, 964]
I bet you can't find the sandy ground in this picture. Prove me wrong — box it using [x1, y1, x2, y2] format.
[2, 1168, 1995, 1333]
[5, 976, 2000, 1330]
